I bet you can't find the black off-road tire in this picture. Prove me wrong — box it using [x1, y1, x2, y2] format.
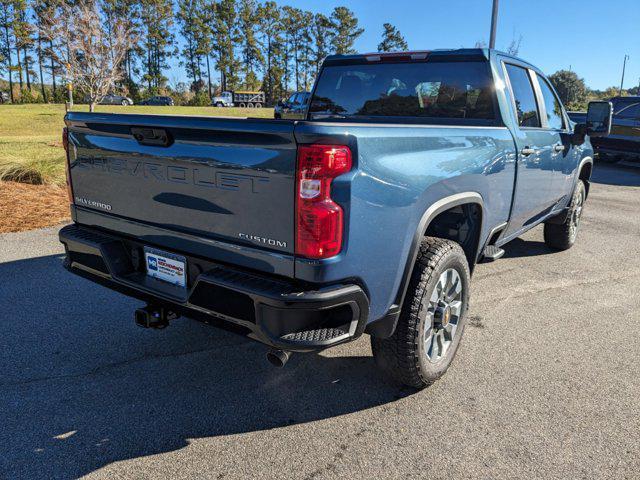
[371, 237, 471, 389]
[543, 180, 586, 251]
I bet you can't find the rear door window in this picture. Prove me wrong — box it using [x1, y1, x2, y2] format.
[309, 61, 496, 122]
[536, 74, 566, 130]
[505, 64, 541, 128]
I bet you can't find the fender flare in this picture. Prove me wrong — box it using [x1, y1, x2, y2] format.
[577, 155, 594, 196]
[366, 192, 484, 338]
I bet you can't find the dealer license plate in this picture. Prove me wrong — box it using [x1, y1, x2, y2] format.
[144, 247, 187, 288]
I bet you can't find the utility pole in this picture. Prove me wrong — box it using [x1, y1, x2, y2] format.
[489, 0, 499, 49]
[619, 54, 629, 96]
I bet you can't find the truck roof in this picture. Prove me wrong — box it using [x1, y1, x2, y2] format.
[323, 48, 539, 71]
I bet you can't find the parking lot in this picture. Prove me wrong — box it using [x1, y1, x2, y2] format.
[1, 163, 639, 479]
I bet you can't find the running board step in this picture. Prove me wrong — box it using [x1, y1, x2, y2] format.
[480, 245, 505, 263]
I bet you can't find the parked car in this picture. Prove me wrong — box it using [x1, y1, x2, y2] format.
[570, 96, 639, 161]
[87, 94, 133, 106]
[139, 96, 174, 106]
[211, 91, 265, 108]
[60, 48, 611, 389]
[0, 91, 10, 103]
[274, 91, 310, 119]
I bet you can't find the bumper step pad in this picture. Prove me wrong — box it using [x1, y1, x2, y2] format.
[281, 327, 349, 343]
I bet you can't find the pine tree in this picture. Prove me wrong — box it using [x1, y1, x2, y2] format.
[311, 13, 332, 74]
[213, 0, 241, 91]
[238, 0, 263, 91]
[0, 0, 14, 101]
[177, 0, 204, 92]
[282, 6, 306, 91]
[297, 10, 313, 90]
[330, 6, 363, 55]
[102, 0, 142, 96]
[256, 0, 283, 103]
[378, 23, 408, 52]
[139, 0, 175, 91]
[11, 0, 30, 92]
[33, 0, 62, 99]
[32, 0, 48, 101]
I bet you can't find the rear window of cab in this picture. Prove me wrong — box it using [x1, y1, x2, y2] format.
[309, 61, 496, 123]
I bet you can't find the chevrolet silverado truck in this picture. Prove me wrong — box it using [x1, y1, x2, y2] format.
[59, 49, 612, 388]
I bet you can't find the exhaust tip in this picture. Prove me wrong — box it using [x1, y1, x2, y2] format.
[266, 349, 291, 368]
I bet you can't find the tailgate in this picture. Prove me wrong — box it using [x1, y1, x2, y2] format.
[65, 112, 297, 260]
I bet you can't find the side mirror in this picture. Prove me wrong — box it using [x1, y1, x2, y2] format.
[585, 101, 613, 137]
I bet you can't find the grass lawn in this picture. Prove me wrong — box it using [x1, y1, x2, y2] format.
[0, 103, 274, 186]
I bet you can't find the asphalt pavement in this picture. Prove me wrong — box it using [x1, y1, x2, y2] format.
[1, 163, 639, 479]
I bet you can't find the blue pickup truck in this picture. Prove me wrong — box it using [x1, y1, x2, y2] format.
[59, 49, 611, 388]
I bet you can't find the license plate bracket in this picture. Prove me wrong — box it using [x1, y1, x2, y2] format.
[144, 247, 187, 288]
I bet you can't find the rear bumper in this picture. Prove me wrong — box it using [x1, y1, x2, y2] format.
[59, 224, 369, 352]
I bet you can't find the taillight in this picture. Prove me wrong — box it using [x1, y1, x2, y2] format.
[62, 127, 73, 203]
[295, 144, 352, 259]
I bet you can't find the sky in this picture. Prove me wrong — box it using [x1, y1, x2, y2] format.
[170, 0, 640, 92]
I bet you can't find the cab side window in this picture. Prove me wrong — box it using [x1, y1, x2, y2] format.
[537, 75, 565, 130]
[505, 64, 541, 128]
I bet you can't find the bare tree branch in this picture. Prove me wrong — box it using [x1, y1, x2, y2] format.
[40, 0, 136, 111]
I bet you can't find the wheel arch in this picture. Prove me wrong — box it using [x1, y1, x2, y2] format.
[366, 192, 484, 338]
[578, 156, 593, 198]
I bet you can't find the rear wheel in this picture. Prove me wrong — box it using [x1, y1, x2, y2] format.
[239, 102, 246, 108]
[543, 180, 586, 251]
[247, 102, 254, 108]
[371, 237, 470, 389]
[255, 103, 262, 108]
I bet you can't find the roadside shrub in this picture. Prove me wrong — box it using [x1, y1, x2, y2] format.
[0, 160, 46, 184]
[0, 157, 66, 186]
[188, 91, 211, 106]
[18, 88, 44, 104]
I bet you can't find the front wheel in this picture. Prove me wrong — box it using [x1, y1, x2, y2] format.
[543, 180, 586, 251]
[372, 237, 470, 389]
[215, 102, 224, 107]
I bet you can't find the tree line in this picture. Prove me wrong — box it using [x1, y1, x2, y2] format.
[0, 0, 411, 105]
[549, 69, 639, 111]
[1, 0, 636, 109]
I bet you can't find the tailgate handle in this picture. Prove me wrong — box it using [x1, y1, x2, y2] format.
[131, 127, 172, 147]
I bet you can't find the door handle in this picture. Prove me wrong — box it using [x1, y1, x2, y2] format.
[521, 147, 536, 156]
[553, 144, 565, 153]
